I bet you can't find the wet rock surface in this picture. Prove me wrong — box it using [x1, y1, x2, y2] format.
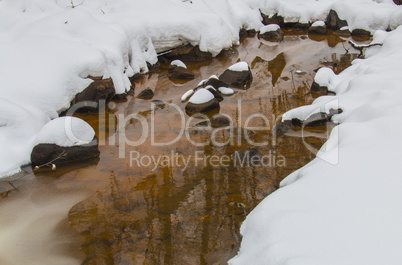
[161, 44, 212, 62]
[31, 137, 100, 168]
[351, 28, 371, 38]
[168, 65, 195, 80]
[308, 23, 327, 35]
[71, 77, 115, 111]
[185, 98, 220, 115]
[219, 66, 252, 88]
[258, 27, 284, 42]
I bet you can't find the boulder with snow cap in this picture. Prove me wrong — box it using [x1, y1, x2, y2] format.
[168, 60, 195, 79]
[185, 89, 220, 114]
[308, 21, 327, 35]
[31, 117, 100, 168]
[219, 62, 252, 88]
[311, 67, 335, 96]
[258, 24, 283, 42]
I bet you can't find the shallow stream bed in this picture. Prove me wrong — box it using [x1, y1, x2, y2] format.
[0, 30, 362, 265]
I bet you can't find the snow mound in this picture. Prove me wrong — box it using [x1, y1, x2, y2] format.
[218, 87, 235, 95]
[34, 117, 95, 147]
[171, 60, 187, 69]
[0, 98, 50, 177]
[311, 20, 325, 27]
[260, 24, 280, 34]
[228, 61, 250, 72]
[314, 67, 336, 87]
[189, 89, 215, 104]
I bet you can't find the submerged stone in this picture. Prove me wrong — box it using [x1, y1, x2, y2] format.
[137, 88, 154, 100]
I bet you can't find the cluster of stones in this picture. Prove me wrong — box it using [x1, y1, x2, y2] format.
[259, 9, 373, 40]
[181, 61, 253, 115]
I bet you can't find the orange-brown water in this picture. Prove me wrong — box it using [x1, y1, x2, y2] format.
[0, 31, 360, 265]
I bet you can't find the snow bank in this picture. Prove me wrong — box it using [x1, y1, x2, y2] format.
[230, 27, 402, 265]
[257, 0, 402, 32]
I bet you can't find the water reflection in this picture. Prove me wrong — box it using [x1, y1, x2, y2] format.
[0, 32, 363, 264]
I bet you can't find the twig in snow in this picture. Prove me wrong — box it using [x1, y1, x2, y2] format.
[348, 40, 383, 58]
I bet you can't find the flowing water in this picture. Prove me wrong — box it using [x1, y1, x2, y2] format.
[0, 30, 361, 265]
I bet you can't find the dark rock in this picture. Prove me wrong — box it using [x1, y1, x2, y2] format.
[31, 137, 100, 167]
[261, 13, 285, 27]
[259, 27, 284, 42]
[205, 78, 229, 90]
[136, 88, 154, 100]
[206, 86, 223, 102]
[168, 65, 195, 80]
[394, 0, 402, 5]
[185, 98, 220, 115]
[325, 9, 348, 30]
[211, 115, 231, 128]
[311, 80, 329, 95]
[351, 28, 371, 37]
[196, 115, 231, 128]
[239, 28, 257, 38]
[71, 77, 115, 111]
[219, 65, 253, 88]
[160, 44, 212, 62]
[308, 23, 327, 35]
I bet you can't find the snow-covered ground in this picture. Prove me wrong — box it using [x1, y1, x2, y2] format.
[230, 21, 402, 265]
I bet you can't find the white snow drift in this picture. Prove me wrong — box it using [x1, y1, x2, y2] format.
[230, 26, 402, 265]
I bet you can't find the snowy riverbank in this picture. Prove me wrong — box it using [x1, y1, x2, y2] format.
[230, 20, 402, 265]
[0, 0, 401, 186]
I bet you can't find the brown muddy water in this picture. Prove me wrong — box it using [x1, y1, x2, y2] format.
[0, 30, 361, 265]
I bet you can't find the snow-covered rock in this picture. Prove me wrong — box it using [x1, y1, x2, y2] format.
[309, 20, 327, 35]
[188, 89, 215, 104]
[31, 117, 99, 168]
[185, 88, 220, 114]
[168, 60, 195, 79]
[259, 24, 284, 41]
[33, 117, 95, 147]
[219, 62, 253, 88]
[311, 67, 336, 94]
